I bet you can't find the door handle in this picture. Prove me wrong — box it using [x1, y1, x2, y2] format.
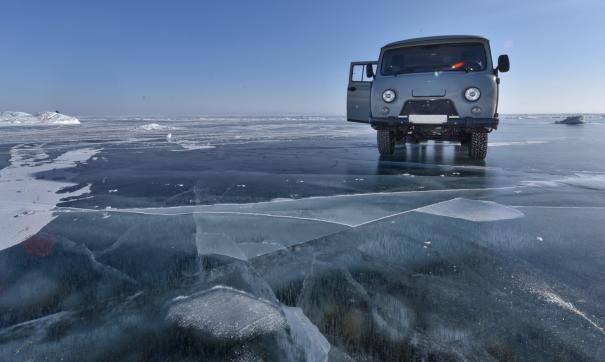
[348, 86, 357, 91]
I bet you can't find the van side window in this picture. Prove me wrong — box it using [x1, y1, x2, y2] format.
[351, 64, 375, 83]
[351, 65, 364, 82]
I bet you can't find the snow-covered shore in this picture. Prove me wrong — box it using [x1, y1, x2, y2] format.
[0, 111, 80, 125]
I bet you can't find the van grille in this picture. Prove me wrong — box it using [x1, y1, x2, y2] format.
[400, 99, 458, 116]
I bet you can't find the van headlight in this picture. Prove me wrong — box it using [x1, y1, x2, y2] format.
[464, 87, 481, 102]
[382, 89, 396, 103]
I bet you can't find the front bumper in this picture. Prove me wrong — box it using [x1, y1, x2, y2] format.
[370, 116, 499, 130]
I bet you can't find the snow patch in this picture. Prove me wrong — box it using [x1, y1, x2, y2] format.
[0, 145, 98, 251]
[415, 197, 524, 222]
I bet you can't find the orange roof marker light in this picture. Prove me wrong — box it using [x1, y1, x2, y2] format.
[451, 61, 465, 70]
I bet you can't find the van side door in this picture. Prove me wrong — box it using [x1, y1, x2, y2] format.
[347, 61, 377, 123]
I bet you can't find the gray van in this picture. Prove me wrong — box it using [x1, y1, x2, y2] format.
[347, 35, 509, 160]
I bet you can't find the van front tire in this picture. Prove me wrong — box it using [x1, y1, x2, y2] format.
[468, 132, 488, 160]
[377, 129, 395, 155]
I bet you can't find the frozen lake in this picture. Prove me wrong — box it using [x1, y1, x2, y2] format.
[1, 115, 605, 360]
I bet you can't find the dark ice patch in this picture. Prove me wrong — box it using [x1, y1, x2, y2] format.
[0, 233, 137, 327]
[97, 215, 198, 287]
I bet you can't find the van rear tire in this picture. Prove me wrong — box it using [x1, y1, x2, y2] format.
[468, 132, 488, 160]
[377, 130, 395, 155]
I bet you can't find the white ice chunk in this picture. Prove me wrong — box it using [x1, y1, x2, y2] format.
[137, 123, 179, 131]
[36, 112, 80, 125]
[415, 197, 524, 222]
[283, 306, 330, 361]
[166, 286, 287, 342]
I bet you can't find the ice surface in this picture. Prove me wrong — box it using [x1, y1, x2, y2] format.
[370, 292, 413, 342]
[561, 174, 605, 190]
[195, 230, 248, 260]
[0, 111, 80, 125]
[0, 145, 98, 251]
[165, 285, 286, 342]
[173, 140, 216, 151]
[1, 115, 605, 359]
[524, 282, 605, 336]
[0, 115, 372, 144]
[282, 306, 330, 361]
[57, 185, 528, 261]
[489, 140, 549, 147]
[522, 173, 605, 191]
[415, 197, 525, 222]
[193, 212, 348, 260]
[123, 187, 508, 227]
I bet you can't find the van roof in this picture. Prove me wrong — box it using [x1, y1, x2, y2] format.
[382, 35, 489, 49]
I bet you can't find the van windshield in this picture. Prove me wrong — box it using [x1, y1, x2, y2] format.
[381, 42, 488, 75]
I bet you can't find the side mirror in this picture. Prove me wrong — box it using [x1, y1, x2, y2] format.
[497, 54, 510, 73]
[365, 64, 375, 79]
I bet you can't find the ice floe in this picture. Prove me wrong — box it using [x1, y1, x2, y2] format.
[415, 197, 525, 222]
[60, 185, 526, 261]
[0, 111, 80, 126]
[0, 145, 98, 251]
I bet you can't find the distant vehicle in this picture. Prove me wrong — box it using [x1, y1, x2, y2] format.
[347, 35, 510, 160]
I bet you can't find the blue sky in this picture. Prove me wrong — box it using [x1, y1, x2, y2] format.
[0, 0, 603, 116]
